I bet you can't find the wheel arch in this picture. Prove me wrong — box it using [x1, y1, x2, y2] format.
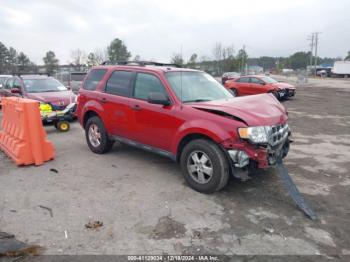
[83, 110, 101, 128]
[175, 133, 219, 162]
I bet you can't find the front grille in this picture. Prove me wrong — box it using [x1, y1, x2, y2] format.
[268, 123, 289, 146]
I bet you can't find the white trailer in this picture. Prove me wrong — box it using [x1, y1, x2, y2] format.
[331, 61, 350, 77]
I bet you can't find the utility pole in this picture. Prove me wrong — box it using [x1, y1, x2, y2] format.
[313, 32, 321, 77]
[308, 33, 314, 67]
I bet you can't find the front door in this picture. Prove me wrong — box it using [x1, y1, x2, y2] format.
[249, 77, 266, 95]
[128, 72, 177, 151]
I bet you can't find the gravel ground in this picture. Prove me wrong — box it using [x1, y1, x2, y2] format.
[0, 77, 349, 258]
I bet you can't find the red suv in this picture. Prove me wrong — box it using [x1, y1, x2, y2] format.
[77, 62, 291, 193]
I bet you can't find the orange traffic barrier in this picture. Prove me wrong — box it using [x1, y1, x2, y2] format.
[0, 97, 55, 166]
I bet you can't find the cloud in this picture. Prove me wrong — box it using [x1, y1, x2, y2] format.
[0, 0, 349, 64]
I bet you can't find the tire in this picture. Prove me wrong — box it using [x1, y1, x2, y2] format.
[85, 116, 114, 154]
[56, 120, 70, 132]
[228, 88, 238, 97]
[180, 139, 229, 194]
[270, 91, 280, 100]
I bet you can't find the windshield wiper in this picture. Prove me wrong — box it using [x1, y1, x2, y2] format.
[183, 99, 212, 103]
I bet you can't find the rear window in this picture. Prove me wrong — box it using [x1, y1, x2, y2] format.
[105, 71, 133, 97]
[83, 69, 107, 91]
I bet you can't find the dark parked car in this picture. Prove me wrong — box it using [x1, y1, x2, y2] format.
[56, 72, 87, 94]
[221, 72, 240, 84]
[77, 62, 291, 193]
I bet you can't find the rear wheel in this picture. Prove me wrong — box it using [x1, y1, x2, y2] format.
[180, 139, 229, 193]
[85, 116, 114, 154]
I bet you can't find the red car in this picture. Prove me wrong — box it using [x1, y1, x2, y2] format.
[224, 75, 296, 100]
[77, 62, 291, 193]
[0, 75, 76, 110]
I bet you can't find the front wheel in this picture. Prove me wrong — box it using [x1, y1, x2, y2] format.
[180, 139, 229, 194]
[85, 116, 114, 154]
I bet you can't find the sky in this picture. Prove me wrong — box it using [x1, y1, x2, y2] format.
[0, 0, 349, 64]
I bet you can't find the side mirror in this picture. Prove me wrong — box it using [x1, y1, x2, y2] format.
[260, 82, 266, 85]
[11, 87, 21, 94]
[148, 92, 170, 106]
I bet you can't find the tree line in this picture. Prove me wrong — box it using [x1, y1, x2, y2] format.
[1, 38, 349, 76]
[172, 42, 347, 75]
[0, 38, 132, 75]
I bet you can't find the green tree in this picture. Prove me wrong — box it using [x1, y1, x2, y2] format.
[87, 52, 97, 67]
[107, 38, 131, 63]
[171, 53, 184, 66]
[288, 51, 308, 70]
[236, 49, 248, 73]
[0, 41, 9, 73]
[17, 52, 31, 73]
[43, 51, 59, 75]
[345, 51, 350, 60]
[7, 47, 18, 74]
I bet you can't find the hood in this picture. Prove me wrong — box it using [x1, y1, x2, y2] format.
[271, 82, 295, 90]
[26, 91, 76, 107]
[189, 94, 287, 126]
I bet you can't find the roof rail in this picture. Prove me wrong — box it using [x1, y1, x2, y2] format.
[100, 60, 181, 68]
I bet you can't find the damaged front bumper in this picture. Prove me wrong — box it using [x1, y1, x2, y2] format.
[222, 125, 291, 173]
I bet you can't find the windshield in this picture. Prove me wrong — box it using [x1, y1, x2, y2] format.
[165, 71, 233, 103]
[23, 78, 67, 93]
[261, 76, 278, 84]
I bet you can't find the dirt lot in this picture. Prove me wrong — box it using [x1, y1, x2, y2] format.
[0, 77, 349, 256]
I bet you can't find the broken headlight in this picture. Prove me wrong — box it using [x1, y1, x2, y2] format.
[238, 126, 271, 144]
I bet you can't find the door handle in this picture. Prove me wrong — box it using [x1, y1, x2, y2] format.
[131, 104, 142, 111]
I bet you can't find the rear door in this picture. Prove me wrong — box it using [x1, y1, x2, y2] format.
[100, 70, 135, 138]
[128, 72, 176, 151]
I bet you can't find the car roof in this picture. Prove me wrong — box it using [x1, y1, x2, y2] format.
[91, 65, 200, 74]
[239, 75, 266, 78]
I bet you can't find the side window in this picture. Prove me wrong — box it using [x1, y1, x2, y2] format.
[134, 73, 168, 100]
[105, 71, 133, 97]
[250, 77, 264, 85]
[13, 79, 21, 89]
[5, 79, 13, 89]
[237, 77, 249, 83]
[83, 69, 107, 91]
